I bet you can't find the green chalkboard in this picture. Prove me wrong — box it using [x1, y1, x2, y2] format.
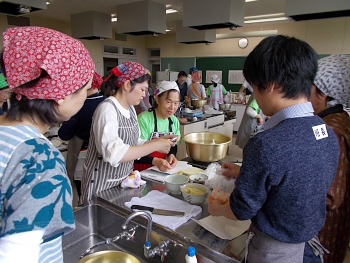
[161, 57, 195, 72]
[196, 57, 246, 92]
[196, 54, 332, 92]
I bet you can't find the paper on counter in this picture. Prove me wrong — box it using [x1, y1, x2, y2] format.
[150, 161, 191, 174]
[181, 167, 205, 176]
[125, 190, 202, 230]
[192, 216, 250, 240]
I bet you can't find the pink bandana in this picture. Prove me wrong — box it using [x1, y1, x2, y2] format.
[92, 72, 103, 89]
[2, 26, 95, 100]
[104, 61, 147, 87]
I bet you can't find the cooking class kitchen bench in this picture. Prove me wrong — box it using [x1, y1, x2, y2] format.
[63, 160, 247, 263]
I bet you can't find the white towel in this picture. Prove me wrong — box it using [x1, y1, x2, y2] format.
[192, 216, 251, 240]
[125, 190, 202, 230]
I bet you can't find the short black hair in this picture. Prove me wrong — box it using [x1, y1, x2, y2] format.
[243, 35, 318, 99]
[178, 71, 187, 78]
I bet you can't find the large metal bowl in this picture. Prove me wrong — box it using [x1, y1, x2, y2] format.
[182, 132, 232, 162]
[191, 99, 207, 108]
[78, 250, 141, 263]
[219, 103, 231, 111]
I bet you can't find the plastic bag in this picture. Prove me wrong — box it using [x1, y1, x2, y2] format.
[204, 163, 235, 205]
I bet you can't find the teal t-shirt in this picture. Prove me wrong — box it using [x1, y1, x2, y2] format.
[137, 110, 181, 144]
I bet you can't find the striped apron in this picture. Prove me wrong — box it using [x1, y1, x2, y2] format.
[81, 99, 140, 204]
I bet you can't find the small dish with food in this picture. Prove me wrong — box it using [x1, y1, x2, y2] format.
[180, 183, 209, 205]
[189, 174, 208, 185]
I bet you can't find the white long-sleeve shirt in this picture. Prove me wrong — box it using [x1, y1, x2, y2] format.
[92, 96, 146, 167]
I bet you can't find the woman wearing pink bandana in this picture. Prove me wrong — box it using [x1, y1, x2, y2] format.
[0, 27, 95, 263]
[81, 62, 173, 204]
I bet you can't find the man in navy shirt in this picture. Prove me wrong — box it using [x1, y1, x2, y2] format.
[208, 35, 339, 263]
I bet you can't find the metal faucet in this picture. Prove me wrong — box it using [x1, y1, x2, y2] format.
[122, 211, 173, 262]
[79, 225, 138, 259]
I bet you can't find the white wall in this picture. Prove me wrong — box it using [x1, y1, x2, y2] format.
[0, 14, 349, 71]
[145, 17, 350, 56]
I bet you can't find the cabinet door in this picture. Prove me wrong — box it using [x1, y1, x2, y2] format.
[208, 124, 225, 135]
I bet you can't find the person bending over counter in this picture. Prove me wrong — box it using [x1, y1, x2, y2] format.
[0, 26, 95, 263]
[208, 35, 339, 263]
[81, 62, 173, 204]
[135, 80, 181, 172]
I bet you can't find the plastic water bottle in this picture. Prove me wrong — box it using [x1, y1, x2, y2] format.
[185, 246, 197, 263]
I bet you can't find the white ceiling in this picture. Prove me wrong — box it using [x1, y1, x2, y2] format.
[25, 0, 287, 31]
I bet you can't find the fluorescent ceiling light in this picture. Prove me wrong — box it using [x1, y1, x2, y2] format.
[244, 17, 289, 23]
[166, 5, 178, 14]
[166, 29, 171, 32]
[46, 1, 50, 4]
[245, 0, 258, 2]
[245, 13, 285, 20]
[111, 14, 117, 22]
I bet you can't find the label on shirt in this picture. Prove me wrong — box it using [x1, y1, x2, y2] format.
[312, 124, 328, 140]
[150, 131, 174, 140]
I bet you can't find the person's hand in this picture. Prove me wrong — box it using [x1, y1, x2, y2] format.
[166, 154, 177, 168]
[153, 139, 171, 154]
[208, 199, 224, 217]
[256, 114, 263, 125]
[161, 135, 178, 146]
[221, 163, 241, 180]
[265, 115, 271, 120]
[153, 157, 172, 172]
[177, 117, 187, 123]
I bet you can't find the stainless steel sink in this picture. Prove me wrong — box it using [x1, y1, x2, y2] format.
[62, 199, 217, 263]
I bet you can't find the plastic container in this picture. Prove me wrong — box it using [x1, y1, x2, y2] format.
[185, 246, 197, 263]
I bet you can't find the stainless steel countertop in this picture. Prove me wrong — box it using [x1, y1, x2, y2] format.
[96, 171, 247, 262]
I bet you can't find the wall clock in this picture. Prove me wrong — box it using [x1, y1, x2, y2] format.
[238, 38, 248, 49]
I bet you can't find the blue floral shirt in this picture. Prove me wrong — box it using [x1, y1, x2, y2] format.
[0, 125, 75, 242]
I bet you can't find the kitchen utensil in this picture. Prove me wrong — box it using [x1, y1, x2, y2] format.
[182, 132, 231, 162]
[219, 103, 231, 111]
[78, 251, 141, 263]
[180, 183, 209, 205]
[164, 174, 189, 194]
[131, 205, 185, 216]
[191, 99, 207, 108]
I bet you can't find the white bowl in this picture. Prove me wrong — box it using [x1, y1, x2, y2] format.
[189, 174, 208, 184]
[180, 183, 209, 205]
[164, 174, 189, 194]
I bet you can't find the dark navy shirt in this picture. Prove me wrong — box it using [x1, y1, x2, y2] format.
[58, 92, 106, 149]
[230, 103, 340, 243]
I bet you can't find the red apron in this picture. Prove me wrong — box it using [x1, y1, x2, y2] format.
[134, 108, 173, 171]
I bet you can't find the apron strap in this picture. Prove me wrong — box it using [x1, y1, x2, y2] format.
[153, 107, 173, 133]
[189, 83, 201, 99]
[307, 236, 329, 263]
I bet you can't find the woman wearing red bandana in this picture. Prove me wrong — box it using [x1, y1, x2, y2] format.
[80, 62, 174, 204]
[0, 26, 95, 263]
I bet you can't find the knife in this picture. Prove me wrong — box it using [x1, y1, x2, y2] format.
[131, 205, 185, 217]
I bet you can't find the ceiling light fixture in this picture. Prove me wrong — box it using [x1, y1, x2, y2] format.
[245, 0, 258, 2]
[46, 1, 50, 4]
[244, 13, 289, 24]
[166, 29, 171, 32]
[166, 5, 178, 14]
[111, 14, 117, 22]
[244, 17, 289, 24]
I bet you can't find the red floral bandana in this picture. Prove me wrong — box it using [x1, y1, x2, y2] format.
[92, 72, 103, 89]
[2, 26, 95, 100]
[104, 61, 147, 87]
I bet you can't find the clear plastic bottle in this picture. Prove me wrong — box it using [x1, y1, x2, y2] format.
[185, 246, 197, 263]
